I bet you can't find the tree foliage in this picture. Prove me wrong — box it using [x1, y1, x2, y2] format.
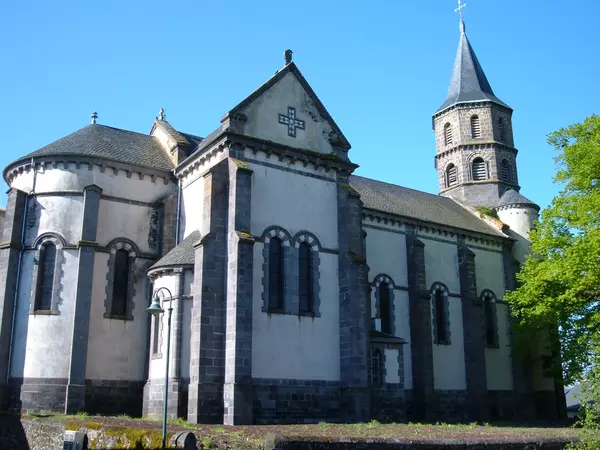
[505, 114, 600, 385]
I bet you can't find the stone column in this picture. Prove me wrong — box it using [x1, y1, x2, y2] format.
[502, 241, 535, 420]
[337, 178, 371, 422]
[0, 189, 27, 409]
[458, 237, 488, 421]
[223, 157, 254, 425]
[187, 161, 228, 424]
[65, 184, 102, 414]
[405, 225, 435, 422]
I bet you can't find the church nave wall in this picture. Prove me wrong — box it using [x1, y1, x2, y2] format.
[23, 195, 84, 247]
[251, 242, 340, 381]
[248, 162, 338, 249]
[423, 237, 467, 391]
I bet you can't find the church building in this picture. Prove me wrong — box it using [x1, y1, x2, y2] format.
[0, 19, 566, 424]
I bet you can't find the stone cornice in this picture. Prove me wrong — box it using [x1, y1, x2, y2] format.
[435, 142, 518, 161]
[439, 179, 521, 194]
[175, 131, 358, 179]
[4, 156, 175, 186]
[227, 132, 358, 174]
[362, 208, 506, 247]
[433, 100, 513, 119]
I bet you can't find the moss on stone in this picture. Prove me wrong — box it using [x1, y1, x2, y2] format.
[298, 148, 342, 162]
[104, 428, 168, 449]
[339, 183, 359, 196]
[476, 206, 499, 219]
[85, 421, 104, 430]
[64, 419, 79, 431]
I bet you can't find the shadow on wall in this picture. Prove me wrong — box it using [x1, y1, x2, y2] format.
[0, 414, 30, 450]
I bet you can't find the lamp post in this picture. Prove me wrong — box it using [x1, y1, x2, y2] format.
[146, 287, 174, 450]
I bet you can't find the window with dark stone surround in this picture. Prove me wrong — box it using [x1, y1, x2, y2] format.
[35, 242, 56, 311]
[268, 237, 284, 311]
[299, 242, 313, 314]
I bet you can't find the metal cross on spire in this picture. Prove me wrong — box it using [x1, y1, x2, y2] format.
[455, 0, 467, 20]
[455, 0, 467, 33]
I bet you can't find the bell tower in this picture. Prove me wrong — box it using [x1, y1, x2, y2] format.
[433, 18, 520, 207]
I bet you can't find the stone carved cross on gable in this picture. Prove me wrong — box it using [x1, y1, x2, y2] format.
[278, 106, 305, 138]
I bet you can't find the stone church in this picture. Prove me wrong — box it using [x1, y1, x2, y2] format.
[0, 19, 565, 424]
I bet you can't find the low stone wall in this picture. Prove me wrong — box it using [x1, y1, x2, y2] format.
[269, 439, 569, 450]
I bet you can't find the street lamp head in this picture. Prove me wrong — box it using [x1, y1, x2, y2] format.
[147, 295, 164, 317]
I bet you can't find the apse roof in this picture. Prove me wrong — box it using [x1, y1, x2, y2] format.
[10, 124, 175, 173]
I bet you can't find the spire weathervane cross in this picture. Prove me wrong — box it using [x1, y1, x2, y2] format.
[455, 0, 467, 22]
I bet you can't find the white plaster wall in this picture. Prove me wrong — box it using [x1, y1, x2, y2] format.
[432, 297, 467, 390]
[96, 200, 154, 254]
[384, 349, 401, 384]
[85, 252, 152, 380]
[10, 249, 79, 379]
[250, 164, 338, 249]
[180, 175, 204, 239]
[147, 272, 193, 380]
[240, 71, 336, 155]
[472, 248, 505, 299]
[24, 196, 83, 246]
[485, 303, 514, 390]
[365, 228, 408, 287]
[251, 245, 340, 381]
[423, 238, 460, 294]
[11, 164, 175, 204]
[497, 207, 537, 240]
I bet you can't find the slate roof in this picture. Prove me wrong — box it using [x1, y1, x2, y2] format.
[11, 124, 175, 172]
[349, 175, 505, 237]
[436, 21, 510, 113]
[496, 189, 539, 210]
[150, 230, 200, 270]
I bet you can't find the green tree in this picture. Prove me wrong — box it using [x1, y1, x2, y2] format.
[506, 116, 600, 443]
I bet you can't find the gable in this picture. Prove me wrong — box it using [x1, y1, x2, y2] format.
[232, 65, 349, 155]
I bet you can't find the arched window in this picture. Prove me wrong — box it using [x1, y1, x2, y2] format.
[379, 282, 392, 334]
[268, 237, 284, 310]
[446, 164, 458, 188]
[111, 249, 130, 317]
[434, 289, 448, 344]
[483, 291, 499, 347]
[152, 316, 160, 355]
[470, 115, 481, 138]
[501, 159, 512, 182]
[35, 243, 56, 311]
[498, 117, 505, 142]
[299, 242, 313, 314]
[472, 157, 487, 181]
[444, 123, 453, 146]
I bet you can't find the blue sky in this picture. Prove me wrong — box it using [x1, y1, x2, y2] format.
[1, 0, 598, 209]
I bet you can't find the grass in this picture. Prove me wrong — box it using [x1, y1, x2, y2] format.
[13, 413, 588, 449]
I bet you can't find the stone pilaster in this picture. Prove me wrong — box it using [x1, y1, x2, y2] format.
[337, 178, 370, 422]
[65, 184, 102, 414]
[187, 161, 228, 424]
[458, 237, 488, 421]
[502, 241, 535, 420]
[405, 225, 435, 422]
[0, 189, 27, 410]
[223, 157, 254, 425]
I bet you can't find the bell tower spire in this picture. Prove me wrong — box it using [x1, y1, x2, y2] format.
[432, 6, 520, 207]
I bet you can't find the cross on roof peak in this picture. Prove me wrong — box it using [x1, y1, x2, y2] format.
[455, 0, 467, 33]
